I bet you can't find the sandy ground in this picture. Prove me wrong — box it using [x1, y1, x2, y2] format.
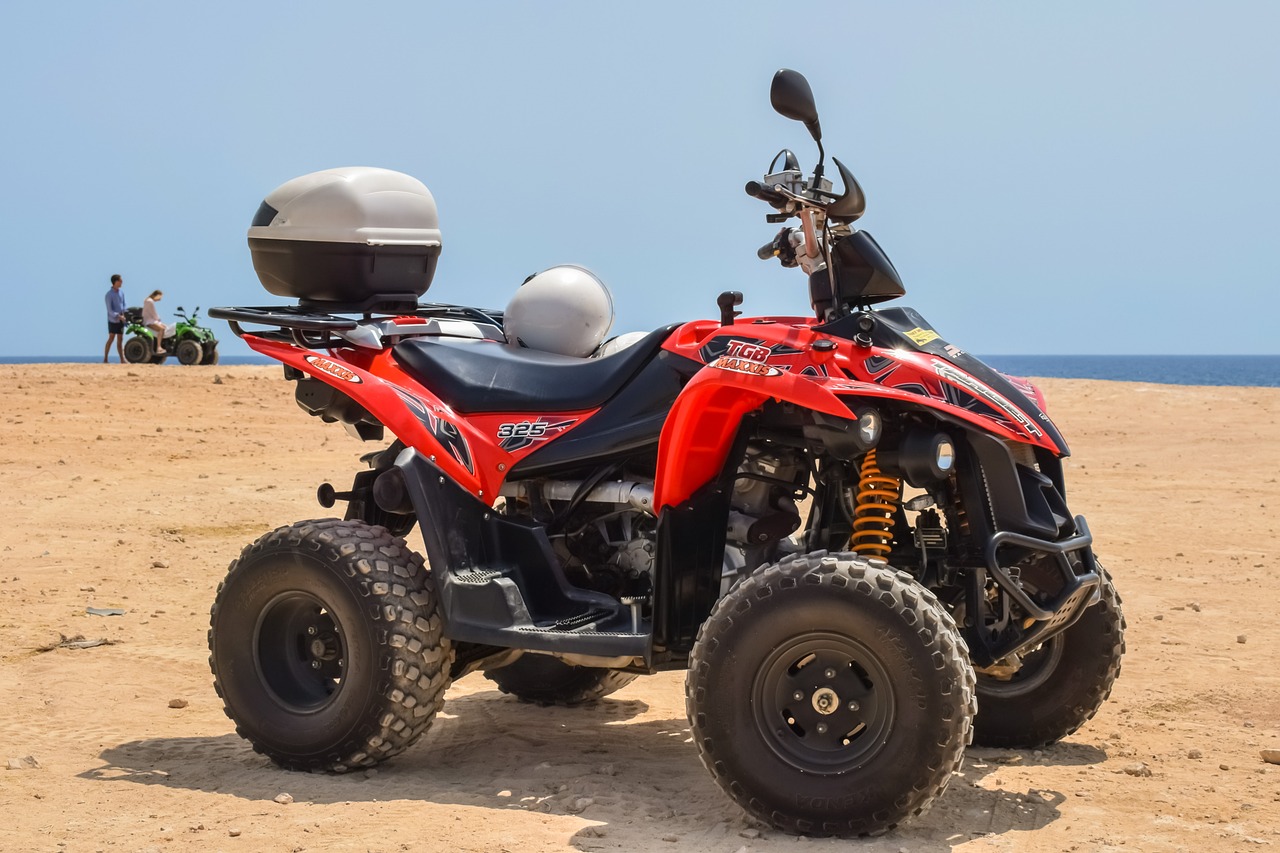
[0, 362, 1277, 853]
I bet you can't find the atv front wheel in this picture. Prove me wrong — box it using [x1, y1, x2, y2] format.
[485, 654, 638, 706]
[971, 564, 1125, 748]
[209, 519, 453, 771]
[176, 339, 203, 365]
[122, 336, 152, 364]
[687, 552, 975, 836]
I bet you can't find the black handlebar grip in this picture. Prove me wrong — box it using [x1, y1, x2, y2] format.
[757, 239, 779, 260]
[745, 180, 784, 203]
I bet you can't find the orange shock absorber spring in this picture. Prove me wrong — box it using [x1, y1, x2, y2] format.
[850, 449, 902, 559]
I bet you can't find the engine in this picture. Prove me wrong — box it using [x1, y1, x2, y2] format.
[498, 477, 658, 604]
[498, 449, 804, 606]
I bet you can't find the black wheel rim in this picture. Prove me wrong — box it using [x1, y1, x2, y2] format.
[751, 631, 895, 773]
[253, 591, 348, 713]
[976, 635, 1065, 698]
[124, 339, 149, 362]
[975, 570, 1067, 698]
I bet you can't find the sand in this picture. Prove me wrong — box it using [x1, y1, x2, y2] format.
[0, 363, 1277, 852]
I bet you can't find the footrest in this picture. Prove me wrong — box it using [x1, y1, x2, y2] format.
[551, 608, 614, 631]
[453, 569, 505, 585]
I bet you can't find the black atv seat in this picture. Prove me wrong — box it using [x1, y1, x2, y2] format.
[392, 325, 677, 414]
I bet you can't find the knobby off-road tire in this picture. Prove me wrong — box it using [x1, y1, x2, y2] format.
[122, 336, 151, 364]
[176, 339, 203, 365]
[972, 564, 1125, 748]
[687, 552, 976, 837]
[485, 655, 638, 706]
[208, 518, 453, 772]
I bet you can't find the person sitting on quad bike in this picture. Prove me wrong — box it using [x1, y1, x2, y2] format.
[142, 290, 170, 355]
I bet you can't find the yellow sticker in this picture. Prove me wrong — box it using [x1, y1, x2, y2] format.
[905, 327, 940, 346]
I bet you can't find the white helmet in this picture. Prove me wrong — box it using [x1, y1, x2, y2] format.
[505, 265, 614, 358]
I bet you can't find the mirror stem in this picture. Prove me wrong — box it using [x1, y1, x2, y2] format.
[813, 138, 826, 184]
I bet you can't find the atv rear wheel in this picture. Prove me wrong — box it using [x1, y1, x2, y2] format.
[201, 343, 219, 365]
[971, 564, 1125, 748]
[122, 336, 152, 364]
[208, 518, 453, 771]
[176, 339, 203, 365]
[485, 655, 638, 706]
[687, 552, 975, 836]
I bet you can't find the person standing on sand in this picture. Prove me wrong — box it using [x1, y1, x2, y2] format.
[142, 289, 170, 355]
[103, 274, 127, 363]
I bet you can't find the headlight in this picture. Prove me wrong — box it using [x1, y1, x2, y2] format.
[857, 410, 882, 446]
[935, 438, 955, 473]
[878, 429, 956, 487]
[804, 408, 882, 459]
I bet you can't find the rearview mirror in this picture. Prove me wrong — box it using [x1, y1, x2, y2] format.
[770, 69, 822, 141]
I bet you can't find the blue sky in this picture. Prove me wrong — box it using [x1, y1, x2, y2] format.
[2, 1, 1276, 357]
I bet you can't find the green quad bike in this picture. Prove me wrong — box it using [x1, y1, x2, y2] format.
[123, 305, 220, 365]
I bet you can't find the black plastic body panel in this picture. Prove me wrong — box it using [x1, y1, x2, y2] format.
[651, 426, 747, 659]
[394, 449, 648, 660]
[963, 431, 1073, 540]
[510, 349, 702, 477]
[808, 230, 905, 314]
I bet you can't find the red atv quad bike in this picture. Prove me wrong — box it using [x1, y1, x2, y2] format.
[207, 69, 1123, 836]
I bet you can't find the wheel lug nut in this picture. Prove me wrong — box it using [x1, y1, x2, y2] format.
[307, 626, 317, 636]
[824, 668, 836, 679]
[848, 701, 859, 712]
[793, 691, 804, 701]
[816, 723, 828, 734]
[310, 660, 321, 670]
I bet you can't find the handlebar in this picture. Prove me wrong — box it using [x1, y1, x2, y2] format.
[744, 180, 786, 206]
[757, 238, 780, 260]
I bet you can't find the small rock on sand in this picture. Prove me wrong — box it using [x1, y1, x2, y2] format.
[1123, 762, 1152, 777]
[1261, 750, 1280, 765]
[168, 698, 188, 709]
[273, 793, 294, 805]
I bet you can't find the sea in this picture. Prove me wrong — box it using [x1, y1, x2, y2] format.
[1, 354, 1276, 387]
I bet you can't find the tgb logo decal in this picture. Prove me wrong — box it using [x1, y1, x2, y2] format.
[724, 340, 771, 362]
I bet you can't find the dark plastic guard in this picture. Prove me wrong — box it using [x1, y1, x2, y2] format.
[392, 325, 677, 414]
[394, 449, 649, 660]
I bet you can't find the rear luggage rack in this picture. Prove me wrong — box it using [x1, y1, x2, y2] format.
[209, 302, 505, 348]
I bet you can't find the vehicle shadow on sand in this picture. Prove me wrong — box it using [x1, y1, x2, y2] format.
[82, 689, 1108, 851]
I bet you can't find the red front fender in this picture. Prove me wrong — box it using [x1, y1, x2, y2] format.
[653, 355, 1034, 510]
[654, 363, 912, 510]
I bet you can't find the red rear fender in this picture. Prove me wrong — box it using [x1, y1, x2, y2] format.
[245, 335, 489, 495]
